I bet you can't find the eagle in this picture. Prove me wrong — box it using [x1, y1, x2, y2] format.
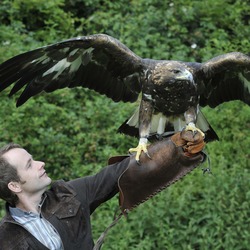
[0, 34, 249, 162]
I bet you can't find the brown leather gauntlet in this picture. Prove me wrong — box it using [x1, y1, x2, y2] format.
[113, 131, 205, 214]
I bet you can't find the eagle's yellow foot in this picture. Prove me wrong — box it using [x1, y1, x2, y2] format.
[184, 122, 205, 138]
[129, 138, 151, 164]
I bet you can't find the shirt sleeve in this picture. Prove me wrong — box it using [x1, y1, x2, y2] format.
[67, 157, 130, 214]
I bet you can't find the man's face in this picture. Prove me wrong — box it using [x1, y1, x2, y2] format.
[4, 148, 51, 195]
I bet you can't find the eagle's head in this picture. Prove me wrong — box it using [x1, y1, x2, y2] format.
[152, 62, 194, 86]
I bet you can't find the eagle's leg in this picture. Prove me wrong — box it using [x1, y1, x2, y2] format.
[184, 107, 205, 138]
[129, 99, 153, 163]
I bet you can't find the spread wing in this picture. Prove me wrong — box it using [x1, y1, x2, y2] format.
[198, 52, 250, 108]
[0, 34, 143, 106]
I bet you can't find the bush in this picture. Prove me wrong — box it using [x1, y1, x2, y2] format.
[0, 0, 249, 249]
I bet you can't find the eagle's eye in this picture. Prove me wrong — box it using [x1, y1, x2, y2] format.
[171, 69, 181, 74]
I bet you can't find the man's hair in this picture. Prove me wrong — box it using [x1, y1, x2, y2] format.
[0, 143, 23, 205]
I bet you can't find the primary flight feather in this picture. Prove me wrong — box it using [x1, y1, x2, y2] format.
[0, 34, 249, 161]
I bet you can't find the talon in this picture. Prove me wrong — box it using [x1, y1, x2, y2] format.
[145, 151, 152, 159]
[136, 160, 141, 165]
[128, 150, 133, 156]
[129, 138, 151, 163]
[184, 122, 205, 138]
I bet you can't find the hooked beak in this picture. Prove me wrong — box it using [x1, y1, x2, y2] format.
[176, 69, 194, 82]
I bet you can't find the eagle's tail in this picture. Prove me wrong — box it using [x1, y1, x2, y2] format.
[118, 108, 219, 142]
[117, 107, 140, 137]
[196, 110, 219, 142]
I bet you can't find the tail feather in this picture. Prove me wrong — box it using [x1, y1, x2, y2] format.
[196, 110, 219, 142]
[118, 108, 219, 142]
[117, 119, 139, 137]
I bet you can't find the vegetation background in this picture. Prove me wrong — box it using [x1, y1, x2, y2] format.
[0, 0, 249, 249]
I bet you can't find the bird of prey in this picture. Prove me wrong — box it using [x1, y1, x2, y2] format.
[0, 34, 249, 162]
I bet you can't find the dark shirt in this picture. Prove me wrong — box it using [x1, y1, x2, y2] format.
[0, 157, 129, 250]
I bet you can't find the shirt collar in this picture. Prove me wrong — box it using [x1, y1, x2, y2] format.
[9, 193, 48, 218]
[9, 206, 37, 218]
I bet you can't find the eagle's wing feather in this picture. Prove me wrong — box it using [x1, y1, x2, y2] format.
[199, 52, 250, 107]
[0, 34, 143, 106]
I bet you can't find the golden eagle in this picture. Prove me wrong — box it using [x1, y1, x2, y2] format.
[0, 34, 249, 161]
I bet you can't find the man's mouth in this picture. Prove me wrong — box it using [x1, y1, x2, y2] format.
[40, 171, 46, 178]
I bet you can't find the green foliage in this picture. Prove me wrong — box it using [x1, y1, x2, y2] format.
[0, 0, 249, 249]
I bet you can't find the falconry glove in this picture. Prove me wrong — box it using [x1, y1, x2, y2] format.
[116, 130, 205, 213]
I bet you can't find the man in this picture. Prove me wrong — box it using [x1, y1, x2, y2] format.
[0, 131, 205, 250]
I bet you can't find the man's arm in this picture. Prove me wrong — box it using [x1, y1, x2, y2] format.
[67, 157, 130, 214]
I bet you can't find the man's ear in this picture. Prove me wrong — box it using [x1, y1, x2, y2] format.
[8, 181, 22, 193]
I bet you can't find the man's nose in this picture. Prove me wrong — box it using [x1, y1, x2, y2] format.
[36, 161, 45, 169]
